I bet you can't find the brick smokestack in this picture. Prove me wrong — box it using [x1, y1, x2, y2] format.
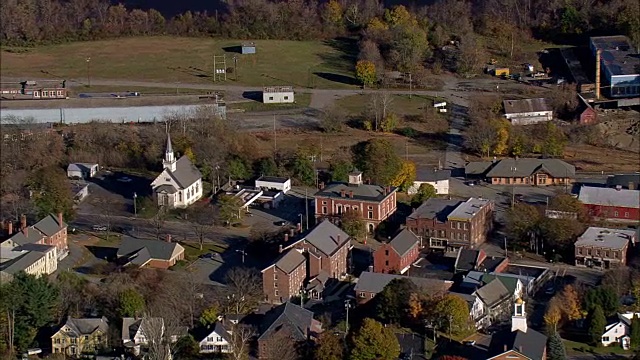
[57, 212, 63, 227]
[595, 49, 601, 100]
[20, 214, 27, 230]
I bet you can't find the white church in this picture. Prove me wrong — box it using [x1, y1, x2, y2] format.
[151, 134, 203, 209]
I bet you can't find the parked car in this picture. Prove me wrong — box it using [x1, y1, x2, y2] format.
[92, 225, 108, 231]
[463, 340, 476, 346]
[545, 286, 555, 295]
[274, 221, 288, 226]
[117, 176, 132, 183]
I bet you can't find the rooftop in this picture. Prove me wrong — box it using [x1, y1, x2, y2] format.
[591, 36, 640, 76]
[263, 86, 293, 93]
[448, 198, 491, 221]
[267, 249, 306, 274]
[575, 227, 636, 250]
[291, 220, 350, 256]
[474, 278, 511, 307]
[117, 236, 184, 261]
[503, 98, 551, 114]
[606, 173, 640, 190]
[488, 328, 547, 360]
[407, 198, 461, 222]
[485, 158, 575, 178]
[578, 186, 640, 209]
[354, 271, 453, 295]
[256, 176, 290, 184]
[415, 167, 451, 182]
[464, 161, 494, 176]
[60, 317, 109, 337]
[258, 302, 318, 341]
[387, 228, 420, 257]
[316, 182, 396, 203]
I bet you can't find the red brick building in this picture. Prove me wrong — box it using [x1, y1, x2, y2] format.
[314, 171, 397, 233]
[4, 213, 69, 260]
[257, 302, 322, 360]
[373, 228, 421, 274]
[406, 197, 494, 251]
[261, 249, 307, 304]
[574, 227, 636, 269]
[116, 236, 185, 269]
[578, 186, 640, 222]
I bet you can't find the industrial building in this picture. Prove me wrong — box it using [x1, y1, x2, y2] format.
[590, 36, 640, 98]
[503, 98, 553, 125]
[262, 86, 294, 104]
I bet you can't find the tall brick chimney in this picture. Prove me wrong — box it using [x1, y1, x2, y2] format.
[20, 214, 27, 230]
[57, 212, 63, 227]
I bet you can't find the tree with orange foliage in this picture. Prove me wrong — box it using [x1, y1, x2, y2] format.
[559, 284, 582, 322]
[544, 297, 563, 332]
[407, 292, 424, 322]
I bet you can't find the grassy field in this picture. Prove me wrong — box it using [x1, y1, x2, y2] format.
[564, 144, 640, 172]
[65, 85, 215, 97]
[181, 241, 228, 261]
[1, 37, 358, 89]
[336, 94, 443, 116]
[564, 339, 630, 356]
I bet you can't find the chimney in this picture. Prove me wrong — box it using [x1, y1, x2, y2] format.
[596, 49, 601, 100]
[22, 225, 28, 237]
[166, 234, 172, 242]
[278, 244, 284, 253]
[616, 185, 622, 191]
[504, 345, 507, 352]
[296, 223, 301, 232]
[20, 214, 27, 230]
[284, 233, 289, 242]
[319, 182, 325, 190]
[337, 235, 341, 244]
[629, 182, 635, 190]
[368, 265, 373, 272]
[383, 187, 388, 195]
[290, 228, 295, 237]
[57, 212, 63, 227]
[349, 190, 354, 198]
[7, 221, 12, 236]
[366, 178, 371, 185]
[340, 189, 346, 197]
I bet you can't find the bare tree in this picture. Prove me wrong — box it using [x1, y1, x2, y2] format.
[188, 205, 216, 250]
[263, 329, 304, 360]
[225, 267, 263, 314]
[227, 324, 256, 360]
[150, 206, 167, 240]
[367, 92, 393, 131]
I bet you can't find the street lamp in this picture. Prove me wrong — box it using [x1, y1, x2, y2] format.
[133, 192, 138, 217]
[344, 299, 352, 336]
[235, 248, 247, 264]
[298, 213, 303, 227]
[86, 57, 91, 87]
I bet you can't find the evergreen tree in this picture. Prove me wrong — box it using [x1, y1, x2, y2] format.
[587, 305, 606, 346]
[547, 332, 567, 360]
[631, 314, 640, 350]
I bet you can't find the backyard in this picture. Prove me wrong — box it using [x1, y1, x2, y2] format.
[1, 37, 358, 89]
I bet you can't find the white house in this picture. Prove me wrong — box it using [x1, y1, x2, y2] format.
[407, 167, 450, 195]
[199, 322, 233, 354]
[67, 163, 99, 179]
[0, 242, 57, 281]
[451, 292, 488, 329]
[255, 176, 291, 193]
[151, 134, 203, 209]
[262, 86, 294, 104]
[503, 98, 553, 125]
[601, 312, 640, 348]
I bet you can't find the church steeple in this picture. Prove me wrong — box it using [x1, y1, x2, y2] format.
[163, 133, 176, 172]
[511, 297, 528, 333]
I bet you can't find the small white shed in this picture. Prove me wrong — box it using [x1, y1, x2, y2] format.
[262, 86, 294, 104]
[67, 163, 99, 179]
[255, 176, 291, 193]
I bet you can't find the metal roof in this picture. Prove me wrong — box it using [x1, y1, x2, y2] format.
[590, 36, 639, 76]
[316, 182, 396, 202]
[503, 98, 551, 114]
[388, 228, 420, 257]
[575, 227, 636, 250]
[448, 198, 491, 220]
[578, 186, 640, 209]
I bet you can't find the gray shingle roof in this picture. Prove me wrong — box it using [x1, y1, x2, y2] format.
[354, 271, 452, 295]
[316, 182, 395, 202]
[1, 251, 46, 274]
[155, 184, 178, 194]
[61, 317, 109, 337]
[270, 249, 306, 274]
[407, 198, 461, 222]
[606, 173, 640, 190]
[455, 249, 480, 272]
[474, 278, 511, 307]
[486, 158, 575, 178]
[575, 227, 636, 250]
[67, 163, 97, 173]
[298, 220, 349, 256]
[117, 236, 184, 261]
[9, 228, 46, 246]
[448, 198, 492, 220]
[503, 98, 551, 114]
[172, 155, 202, 188]
[258, 302, 315, 341]
[465, 161, 494, 176]
[416, 167, 451, 182]
[388, 229, 420, 257]
[488, 328, 547, 360]
[578, 186, 640, 209]
[122, 317, 163, 342]
[129, 247, 152, 266]
[33, 213, 66, 236]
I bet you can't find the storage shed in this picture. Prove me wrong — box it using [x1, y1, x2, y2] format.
[241, 43, 256, 54]
[67, 163, 99, 179]
[262, 86, 294, 104]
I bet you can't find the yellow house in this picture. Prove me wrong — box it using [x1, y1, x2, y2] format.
[51, 317, 109, 356]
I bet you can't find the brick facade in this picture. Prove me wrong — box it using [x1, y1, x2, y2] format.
[373, 241, 420, 274]
[583, 203, 639, 222]
[289, 240, 349, 279]
[262, 259, 306, 304]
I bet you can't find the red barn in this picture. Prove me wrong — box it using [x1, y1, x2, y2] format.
[578, 186, 640, 222]
[579, 105, 597, 125]
[373, 228, 421, 274]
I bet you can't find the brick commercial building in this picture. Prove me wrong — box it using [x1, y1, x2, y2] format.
[261, 249, 307, 304]
[2, 213, 68, 260]
[574, 227, 636, 269]
[406, 198, 494, 251]
[465, 158, 575, 186]
[373, 228, 421, 274]
[314, 171, 397, 233]
[578, 186, 640, 222]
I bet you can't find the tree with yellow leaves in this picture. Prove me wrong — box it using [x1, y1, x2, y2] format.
[558, 284, 582, 322]
[383, 5, 417, 28]
[407, 292, 424, 323]
[324, 0, 343, 25]
[544, 298, 563, 332]
[367, 17, 389, 31]
[355, 60, 377, 89]
[492, 119, 510, 156]
[391, 160, 416, 192]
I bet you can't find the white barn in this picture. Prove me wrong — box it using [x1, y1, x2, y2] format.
[262, 86, 294, 104]
[67, 163, 99, 179]
[407, 167, 451, 195]
[503, 98, 553, 125]
[151, 134, 203, 209]
[255, 176, 291, 193]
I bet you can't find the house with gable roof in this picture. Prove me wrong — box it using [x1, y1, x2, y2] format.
[51, 317, 109, 356]
[151, 133, 203, 209]
[373, 228, 421, 274]
[257, 302, 322, 360]
[487, 298, 547, 359]
[261, 249, 307, 304]
[117, 236, 185, 269]
[484, 158, 574, 186]
[196, 314, 244, 354]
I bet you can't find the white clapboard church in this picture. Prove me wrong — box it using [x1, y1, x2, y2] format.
[151, 134, 203, 209]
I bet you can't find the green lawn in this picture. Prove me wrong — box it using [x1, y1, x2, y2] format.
[65, 85, 216, 96]
[181, 241, 228, 261]
[564, 339, 631, 356]
[336, 94, 444, 116]
[1, 37, 358, 89]
[229, 92, 311, 112]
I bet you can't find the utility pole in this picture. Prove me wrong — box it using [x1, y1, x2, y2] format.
[273, 115, 277, 156]
[305, 188, 309, 230]
[233, 56, 238, 81]
[504, 236, 508, 258]
[344, 299, 352, 336]
[133, 192, 137, 217]
[408, 72, 412, 99]
[86, 57, 91, 87]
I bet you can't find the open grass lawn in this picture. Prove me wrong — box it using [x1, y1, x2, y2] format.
[564, 144, 640, 173]
[564, 339, 630, 356]
[65, 85, 215, 97]
[181, 241, 228, 261]
[336, 94, 441, 116]
[1, 37, 358, 89]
